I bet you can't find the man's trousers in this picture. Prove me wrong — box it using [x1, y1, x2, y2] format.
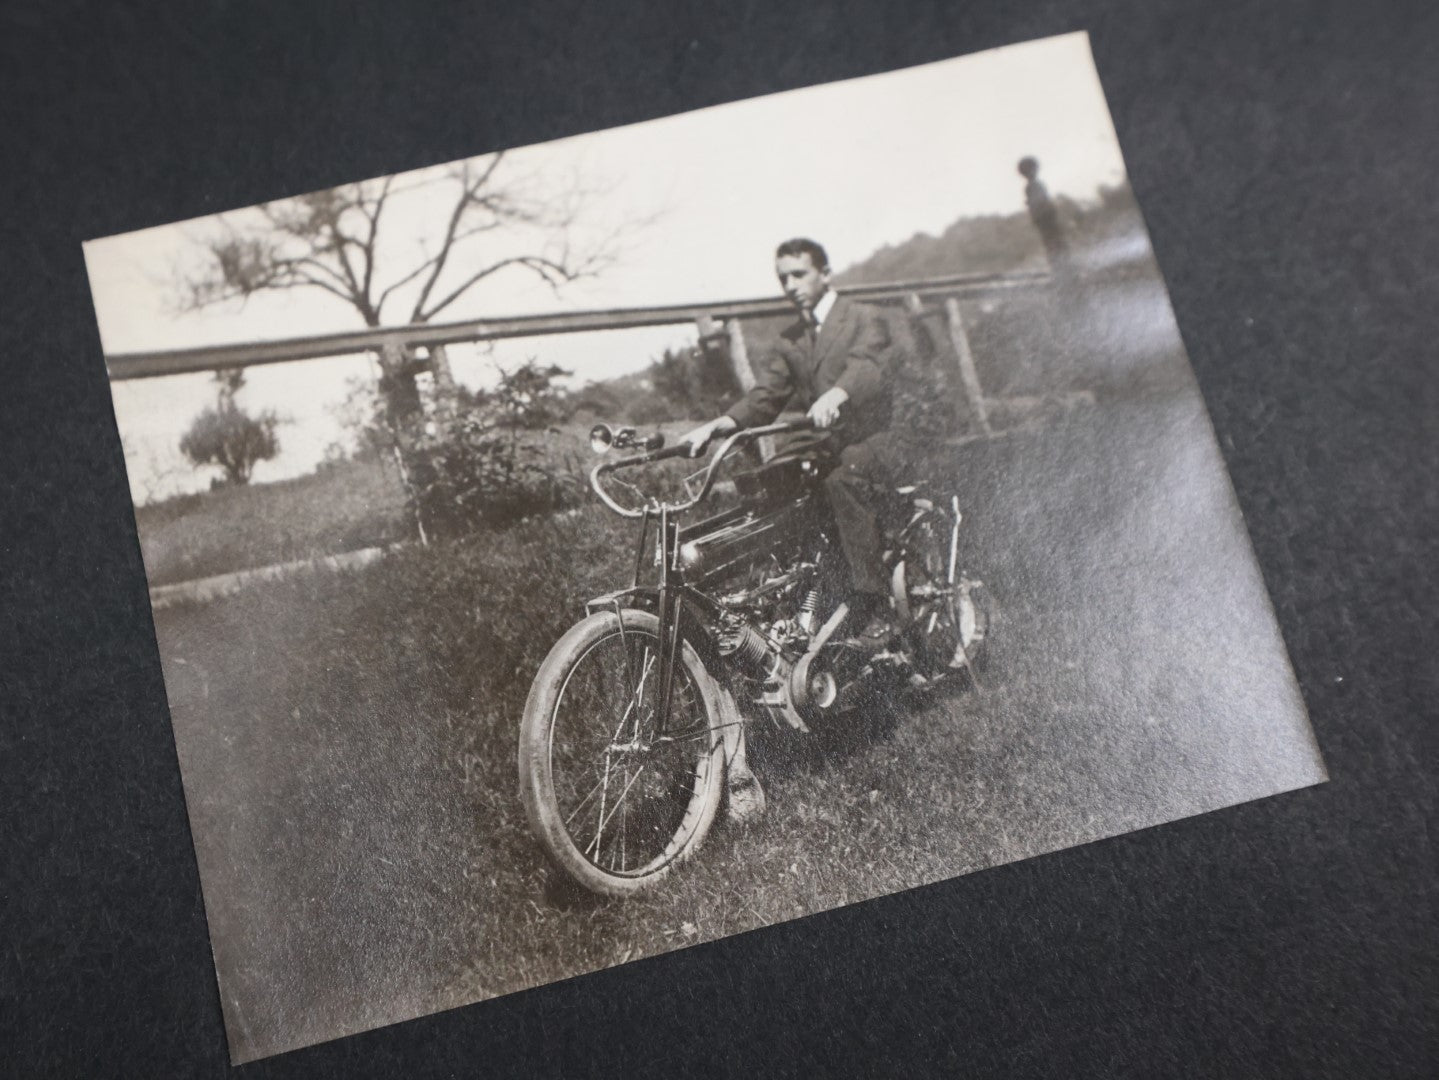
[818, 437, 894, 598]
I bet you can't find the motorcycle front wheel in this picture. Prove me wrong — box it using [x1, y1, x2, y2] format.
[518, 609, 727, 897]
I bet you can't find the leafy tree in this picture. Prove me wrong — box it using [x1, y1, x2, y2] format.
[179, 369, 281, 486]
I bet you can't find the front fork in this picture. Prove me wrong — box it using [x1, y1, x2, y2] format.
[586, 503, 687, 744]
[652, 506, 683, 742]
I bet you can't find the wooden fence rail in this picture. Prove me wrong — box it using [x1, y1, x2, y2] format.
[104, 269, 1050, 380]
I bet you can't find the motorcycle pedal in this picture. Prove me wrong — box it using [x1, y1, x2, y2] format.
[870, 648, 907, 665]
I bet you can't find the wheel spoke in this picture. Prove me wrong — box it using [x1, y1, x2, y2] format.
[619, 790, 628, 871]
[629, 649, 655, 744]
[591, 764, 647, 847]
[587, 751, 613, 858]
[564, 775, 606, 827]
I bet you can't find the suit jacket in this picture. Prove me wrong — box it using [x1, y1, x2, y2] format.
[724, 294, 894, 450]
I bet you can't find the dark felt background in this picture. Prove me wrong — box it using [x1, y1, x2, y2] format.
[1, 1, 1433, 1076]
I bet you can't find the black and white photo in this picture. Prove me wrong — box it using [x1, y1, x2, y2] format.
[82, 32, 1326, 1063]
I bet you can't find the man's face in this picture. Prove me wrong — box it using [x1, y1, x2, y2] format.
[775, 252, 830, 314]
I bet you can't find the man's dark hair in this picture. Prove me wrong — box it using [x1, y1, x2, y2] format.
[775, 237, 830, 272]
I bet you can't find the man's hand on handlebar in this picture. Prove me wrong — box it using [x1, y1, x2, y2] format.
[592, 417, 816, 517]
[679, 415, 739, 457]
[807, 387, 849, 429]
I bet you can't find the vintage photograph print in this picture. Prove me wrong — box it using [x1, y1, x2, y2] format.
[85, 32, 1324, 1062]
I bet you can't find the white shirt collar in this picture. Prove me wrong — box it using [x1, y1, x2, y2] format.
[811, 289, 837, 328]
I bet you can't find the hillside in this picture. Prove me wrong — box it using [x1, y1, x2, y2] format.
[835, 181, 1144, 285]
[836, 210, 1046, 284]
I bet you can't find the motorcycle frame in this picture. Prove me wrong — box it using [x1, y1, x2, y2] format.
[584, 418, 971, 742]
[585, 420, 808, 744]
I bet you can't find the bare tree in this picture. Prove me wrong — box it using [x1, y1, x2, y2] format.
[179, 153, 626, 420]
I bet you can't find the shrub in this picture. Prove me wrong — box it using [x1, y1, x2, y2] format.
[407, 410, 582, 538]
[406, 362, 584, 539]
[179, 370, 282, 486]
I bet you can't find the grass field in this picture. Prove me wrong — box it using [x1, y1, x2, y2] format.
[150, 269, 1324, 1062]
[132, 416, 710, 587]
[134, 457, 413, 585]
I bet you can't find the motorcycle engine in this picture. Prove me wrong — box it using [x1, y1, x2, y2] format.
[673, 459, 836, 732]
[712, 563, 829, 732]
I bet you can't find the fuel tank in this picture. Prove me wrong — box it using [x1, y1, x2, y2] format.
[676, 495, 826, 587]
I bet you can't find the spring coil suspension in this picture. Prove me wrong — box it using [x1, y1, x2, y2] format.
[718, 623, 778, 677]
[797, 587, 821, 634]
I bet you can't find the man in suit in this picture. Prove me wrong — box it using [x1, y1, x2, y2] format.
[682, 237, 898, 646]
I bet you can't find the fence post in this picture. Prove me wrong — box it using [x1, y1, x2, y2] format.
[726, 317, 774, 461]
[724, 317, 776, 462]
[697, 315, 771, 461]
[944, 297, 991, 435]
[427, 343, 458, 419]
[374, 338, 433, 545]
[724, 317, 756, 391]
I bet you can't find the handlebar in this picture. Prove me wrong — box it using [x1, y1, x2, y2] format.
[589, 418, 816, 518]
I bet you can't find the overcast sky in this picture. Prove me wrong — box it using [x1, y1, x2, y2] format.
[86, 31, 1130, 502]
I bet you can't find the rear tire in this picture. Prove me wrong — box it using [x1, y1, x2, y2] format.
[901, 520, 990, 681]
[519, 609, 726, 897]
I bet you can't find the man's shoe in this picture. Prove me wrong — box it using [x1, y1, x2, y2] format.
[726, 770, 767, 826]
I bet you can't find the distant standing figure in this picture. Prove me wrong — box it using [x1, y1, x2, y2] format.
[1019, 156, 1073, 277]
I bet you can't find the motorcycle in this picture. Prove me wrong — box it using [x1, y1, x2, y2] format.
[517, 417, 989, 897]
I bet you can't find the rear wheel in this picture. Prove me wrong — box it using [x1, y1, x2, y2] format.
[899, 520, 990, 681]
[519, 609, 726, 897]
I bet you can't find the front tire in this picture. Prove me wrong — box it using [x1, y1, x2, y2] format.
[519, 609, 726, 897]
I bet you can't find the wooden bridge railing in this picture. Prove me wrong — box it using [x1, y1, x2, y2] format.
[104, 269, 1051, 387]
